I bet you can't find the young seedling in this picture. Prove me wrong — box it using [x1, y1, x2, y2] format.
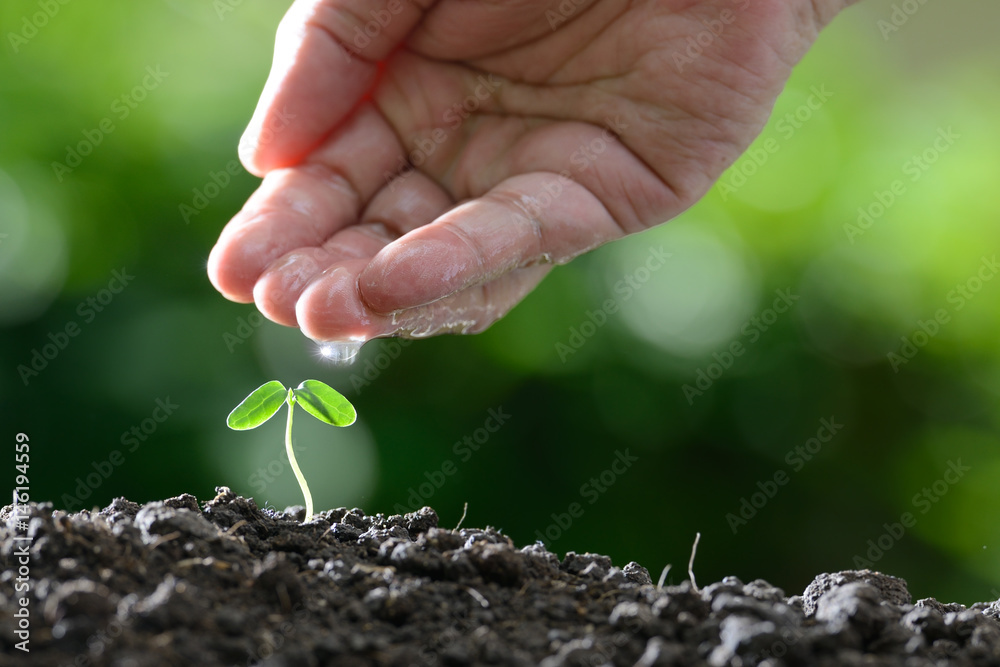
[227, 380, 356, 522]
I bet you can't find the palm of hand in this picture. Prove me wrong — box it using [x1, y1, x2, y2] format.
[208, 0, 827, 342]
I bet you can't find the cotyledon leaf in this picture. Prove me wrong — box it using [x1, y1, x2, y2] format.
[227, 380, 288, 430]
[293, 380, 357, 427]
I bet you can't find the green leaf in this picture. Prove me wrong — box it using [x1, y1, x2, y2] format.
[227, 381, 288, 430]
[293, 380, 356, 427]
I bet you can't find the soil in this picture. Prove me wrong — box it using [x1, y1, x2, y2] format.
[2, 488, 1000, 667]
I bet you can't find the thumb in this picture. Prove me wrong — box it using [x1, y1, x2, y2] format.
[357, 172, 624, 313]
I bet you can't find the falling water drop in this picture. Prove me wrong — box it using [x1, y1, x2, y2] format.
[315, 340, 364, 366]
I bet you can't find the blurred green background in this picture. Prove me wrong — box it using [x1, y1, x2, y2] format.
[2, 0, 999, 605]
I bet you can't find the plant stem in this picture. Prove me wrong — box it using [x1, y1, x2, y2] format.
[285, 396, 313, 522]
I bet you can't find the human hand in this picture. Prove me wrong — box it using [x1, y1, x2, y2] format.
[207, 0, 856, 344]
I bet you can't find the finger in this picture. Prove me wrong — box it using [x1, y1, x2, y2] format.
[240, 0, 433, 175]
[207, 103, 404, 304]
[253, 246, 378, 328]
[295, 258, 551, 341]
[253, 171, 455, 326]
[357, 171, 623, 314]
[358, 168, 456, 236]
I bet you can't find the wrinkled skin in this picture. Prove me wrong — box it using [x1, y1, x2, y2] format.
[208, 0, 857, 342]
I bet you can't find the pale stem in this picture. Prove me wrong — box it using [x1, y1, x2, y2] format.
[285, 395, 313, 522]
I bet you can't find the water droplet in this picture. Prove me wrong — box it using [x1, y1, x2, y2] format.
[315, 340, 364, 366]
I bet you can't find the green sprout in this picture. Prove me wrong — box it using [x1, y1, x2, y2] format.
[227, 380, 356, 522]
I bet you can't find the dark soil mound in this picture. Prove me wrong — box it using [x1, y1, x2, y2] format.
[2, 488, 1000, 666]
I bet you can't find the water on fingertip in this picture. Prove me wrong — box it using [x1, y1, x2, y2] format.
[314, 339, 365, 366]
[390, 307, 480, 337]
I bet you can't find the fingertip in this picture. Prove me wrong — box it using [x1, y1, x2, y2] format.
[237, 133, 267, 178]
[253, 270, 299, 328]
[358, 239, 468, 314]
[296, 260, 389, 342]
[238, 104, 303, 176]
[235, 14, 380, 178]
[207, 238, 255, 304]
